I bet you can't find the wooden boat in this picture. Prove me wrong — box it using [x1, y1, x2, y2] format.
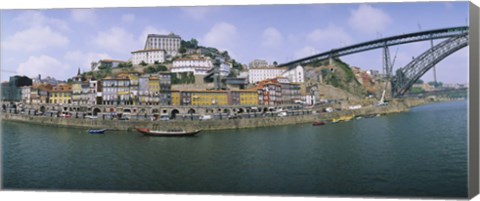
[135, 127, 201, 137]
[88, 129, 106, 134]
[312, 121, 326, 126]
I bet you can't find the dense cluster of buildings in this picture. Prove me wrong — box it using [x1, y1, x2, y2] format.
[2, 72, 308, 108]
[2, 33, 316, 108]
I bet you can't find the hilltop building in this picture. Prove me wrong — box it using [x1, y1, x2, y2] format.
[131, 49, 166, 65]
[144, 33, 181, 57]
[171, 58, 213, 75]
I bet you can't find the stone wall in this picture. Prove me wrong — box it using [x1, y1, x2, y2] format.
[2, 103, 410, 132]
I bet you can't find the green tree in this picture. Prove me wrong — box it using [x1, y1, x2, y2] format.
[155, 64, 168, 72]
[140, 61, 148, 66]
[415, 79, 424, 84]
[144, 66, 157, 74]
[190, 38, 198, 48]
[179, 47, 187, 54]
[273, 61, 278, 66]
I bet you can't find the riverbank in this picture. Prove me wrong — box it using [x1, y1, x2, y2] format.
[1, 98, 451, 131]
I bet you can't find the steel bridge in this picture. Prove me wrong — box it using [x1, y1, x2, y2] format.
[278, 26, 469, 97]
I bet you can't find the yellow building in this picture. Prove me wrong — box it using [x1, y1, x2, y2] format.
[190, 90, 228, 106]
[49, 84, 72, 105]
[171, 90, 180, 106]
[239, 90, 259, 105]
[148, 77, 160, 95]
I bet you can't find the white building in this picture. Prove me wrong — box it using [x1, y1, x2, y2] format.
[144, 33, 181, 57]
[21, 86, 31, 104]
[248, 66, 286, 84]
[219, 63, 232, 76]
[282, 65, 305, 83]
[131, 49, 166, 65]
[171, 58, 213, 75]
[88, 80, 102, 105]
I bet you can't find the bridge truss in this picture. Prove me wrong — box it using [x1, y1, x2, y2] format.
[391, 34, 468, 97]
[278, 26, 468, 68]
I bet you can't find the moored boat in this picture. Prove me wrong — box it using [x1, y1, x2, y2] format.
[135, 127, 201, 137]
[88, 129, 106, 134]
[312, 121, 326, 126]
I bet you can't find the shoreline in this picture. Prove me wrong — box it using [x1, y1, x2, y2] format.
[0, 98, 459, 132]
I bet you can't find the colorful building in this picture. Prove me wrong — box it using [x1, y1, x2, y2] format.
[49, 84, 72, 105]
[171, 90, 180, 106]
[190, 90, 229, 106]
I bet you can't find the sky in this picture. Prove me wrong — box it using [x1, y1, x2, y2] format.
[0, 1, 469, 83]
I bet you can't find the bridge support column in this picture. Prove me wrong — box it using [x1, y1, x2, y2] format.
[382, 45, 392, 78]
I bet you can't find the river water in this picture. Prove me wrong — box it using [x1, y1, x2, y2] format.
[2, 101, 468, 198]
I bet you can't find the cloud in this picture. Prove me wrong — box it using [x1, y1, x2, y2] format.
[137, 26, 169, 47]
[93, 27, 138, 53]
[64, 51, 112, 71]
[348, 4, 392, 35]
[14, 10, 69, 31]
[261, 27, 283, 48]
[307, 25, 353, 48]
[202, 22, 237, 51]
[71, 9, 96, 23]
[294, 46, 319, 59]
[17, 55, 70, 80]
[2, 26, 69, 52]
[122, 14, 135, 23]
[181, 7, 217, 21]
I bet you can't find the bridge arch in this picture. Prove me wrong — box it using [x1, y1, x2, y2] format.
[392, 34, 468, 97]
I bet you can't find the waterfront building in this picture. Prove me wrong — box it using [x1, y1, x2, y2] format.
[171, 58, 213, 75]
[126, 73, 140, 105]
[144, 33, 181, 57]
[21, 86, 31, 104]
[148, 76, 160, 104]
[30, 84, 49, 104]
[251, 77, 301, 105]
[131, 49, 165, 65]
[171, 90, 180, 106]
[273, 77, 302, 104]
[138, 75, 150, 105]
[281, 65, 305, 83]
[1, 75, 33, 102]
[88, 80, 102, 105]
[91, 59, 126, 71]
[71, 81, 90, 106]
[190, 90, 229, 106]
[102, 75, 132, 105]
[49, 84, 72, 105]
[228, 90, 259, 105]
[159, 73, 172, 105]
[248, 66, 286, 84]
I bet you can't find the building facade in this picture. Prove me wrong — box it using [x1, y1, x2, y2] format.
[171, 58, 213, 75]
[49, 84, 72, 105]
[21, 86, 31, 104]
[1, 76, 33, 102]
[144, 33, 181, 57]
[281, 65, 305, 83]
[131, 49, 165, 65]
[248, 67, 286, 84]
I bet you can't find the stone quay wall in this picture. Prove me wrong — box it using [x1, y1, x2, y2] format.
[1, 101, 413, 132]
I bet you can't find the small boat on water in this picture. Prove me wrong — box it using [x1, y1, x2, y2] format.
[312, 121, 326, 126]
[88, 129, 106, 134]
[135, 127, 201, 137]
